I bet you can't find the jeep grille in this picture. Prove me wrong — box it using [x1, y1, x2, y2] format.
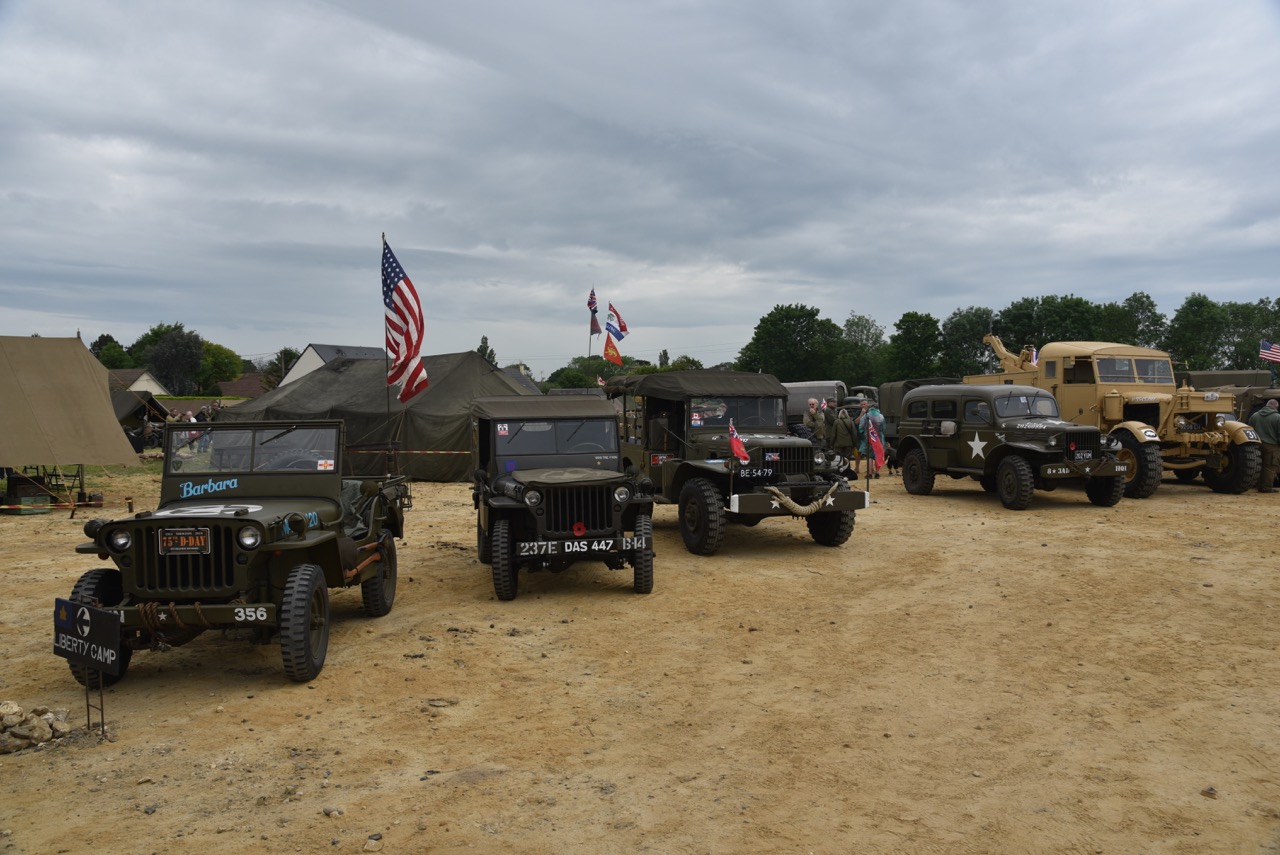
[762, 446, 813, 477]
[542, 486, 616, 536]
[133, 524, 238, 595]
[1064, 429, 1102, 458]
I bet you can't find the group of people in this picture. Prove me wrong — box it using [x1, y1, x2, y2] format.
[802, 396, 887, 479]
[165, 402, 222, 453]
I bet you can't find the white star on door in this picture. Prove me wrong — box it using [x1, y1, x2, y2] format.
[967, 432, 988, 459]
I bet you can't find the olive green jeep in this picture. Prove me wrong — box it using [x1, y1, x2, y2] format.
[604, 370, 868, 555]
[896, 384, 1129, 510]
[470, 395, 655, 600]
[69, 420, 409, 684]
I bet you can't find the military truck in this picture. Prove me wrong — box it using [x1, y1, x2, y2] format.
[896, 384, 1128, 510]
[470, 396, 655, 600]
[964, 335, 1261, 497]
[69, 420, 409, 685]
[604, 370, 869, 555]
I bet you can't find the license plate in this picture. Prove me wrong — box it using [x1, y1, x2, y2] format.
[737, 468, 775, 479]
[518, 535, 648, 557]
[1072, 450, 1094, 461]
[159, 527, 210, 555]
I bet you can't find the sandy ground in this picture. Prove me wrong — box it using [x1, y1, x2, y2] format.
[1, 467, 1279, 855]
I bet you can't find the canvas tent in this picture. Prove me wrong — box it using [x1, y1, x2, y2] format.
[0, 336, 140, 469]
[112, 389, 169, 430]
[217, 351, 539, 481]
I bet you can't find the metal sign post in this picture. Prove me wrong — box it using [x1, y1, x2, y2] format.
[52, 598, 122, 737]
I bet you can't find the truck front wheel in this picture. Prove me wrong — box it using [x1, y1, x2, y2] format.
[902, 448, 935, 495]
[1116, 434, 1162, 498]
[1204, 442, 1263, 494]
[678, 478, 725, 556]
[996, 455, 1035, 510]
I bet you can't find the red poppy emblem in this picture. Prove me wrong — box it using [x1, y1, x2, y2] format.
[572, 522, 587, 537]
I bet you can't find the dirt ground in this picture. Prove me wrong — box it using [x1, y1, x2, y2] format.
[1, 466, 1279, 855]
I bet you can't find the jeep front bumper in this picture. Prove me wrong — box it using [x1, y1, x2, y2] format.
[727, 487, 870, 516]
[1040, 458, 1130, 479]
[101, 602, 278, 632]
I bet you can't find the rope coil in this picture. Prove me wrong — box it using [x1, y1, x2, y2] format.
[762, 480, 842, 516]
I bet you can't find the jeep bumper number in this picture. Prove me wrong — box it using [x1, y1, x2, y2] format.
[518, 536, 648, 557]
[106, 602, 279, 628]
[1040, 460, 1129, 479]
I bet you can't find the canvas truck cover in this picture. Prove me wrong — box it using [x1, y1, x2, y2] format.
[604, 370, 787, 400]
[0, 336, 139, 467]
[471, 395, 618, 421]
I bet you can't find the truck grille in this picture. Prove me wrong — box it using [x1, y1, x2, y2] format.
[542, 486, 616, 537]
[761, 446, 813, 477]
[133, 524, 238, 595]
[1064, 430, 1102, 458]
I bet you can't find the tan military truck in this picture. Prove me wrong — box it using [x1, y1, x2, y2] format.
[964, 335, 1261, 497]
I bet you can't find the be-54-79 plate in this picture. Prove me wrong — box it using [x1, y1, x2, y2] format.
[518, 536, 648, 557]
[159, 527, 210, 555]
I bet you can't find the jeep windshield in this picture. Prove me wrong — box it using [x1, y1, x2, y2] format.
[496, 418, 617, 457]
[689, 397, 785, 429]
[166, 425, 340, 474]
[993, 394, 1059, 419]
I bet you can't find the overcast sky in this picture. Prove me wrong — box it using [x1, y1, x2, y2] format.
[2, 1, 1279, 377]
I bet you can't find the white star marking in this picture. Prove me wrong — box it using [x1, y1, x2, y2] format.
[968, 432, 988, 459]
[824, 495, 835, 506]
[770, 498, 781, 509]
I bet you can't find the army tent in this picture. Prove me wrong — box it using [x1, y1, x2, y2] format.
[218, 351, 538, 481]
[0, 336, 140, 467]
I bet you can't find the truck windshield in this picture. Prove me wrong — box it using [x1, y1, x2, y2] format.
[689, 397, 785, 429]
[495, 419, 617, 455]
[1096, 357, 1174, 384]
[994, 395, 1059, 418]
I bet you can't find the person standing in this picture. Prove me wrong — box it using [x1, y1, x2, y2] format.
[822, 397, 837, 448]
[857, 399, 886, 479]
[1248, 398, 1280, 493]
[802, 398, 826, 444]
[831, 407, 857, 477]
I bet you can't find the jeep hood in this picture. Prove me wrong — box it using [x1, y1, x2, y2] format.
[510, 467, 628, 487]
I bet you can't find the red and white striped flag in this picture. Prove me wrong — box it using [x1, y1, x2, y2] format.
[382, 238, 429, 403]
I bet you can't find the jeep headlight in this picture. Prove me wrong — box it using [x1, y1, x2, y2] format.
[524, 489, 543, 508]
[613, 485, 632, 504]
[1046, 435, 1059, 448]
[107, 529, 132, 552]
[237, 526, 263, 550]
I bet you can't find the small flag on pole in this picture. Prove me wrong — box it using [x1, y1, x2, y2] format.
[603, 334, 623, 366]
[588, 288, 601, 336]
[382, 238, 429, 403]
[596, 375, 606, 387]
[728, 420, 750, 463]
[1260, 339, 1280, 364]
[606, 303, 629, 340]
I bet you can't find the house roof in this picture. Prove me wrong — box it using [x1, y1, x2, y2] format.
[107, 368, 147, 390]
[308, 344, 386, 362]
[219, 372, 268, 399]
[502, 367, 543, 395]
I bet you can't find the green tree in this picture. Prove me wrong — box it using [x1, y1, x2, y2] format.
[90, 333, 134, 369]
[658, 349, 670, 369]
[1165, 293, 1230, 370]
[885, 312, 941, 380]
[667, 354, 703, 371]
[1096, 292, 1166, 348]
[138, 325, 204, 396]
[199, 342, 243, 395]
[994, 297, 1042, 352]
[938, 306, 996, 377]
[477, 336, 497, 367]
[1038, 295, 1099, 341]
[544, 355, 628, 390]
[736, 304, 846, 381]
[258, 347, 302, 391]
[1220, 299, 1280, 370]
[832, 312, 886, 386]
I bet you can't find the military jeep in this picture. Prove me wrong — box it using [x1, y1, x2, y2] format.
[896, 384, 1129, 510]
[69, 420, 409, 684]
[470, 396, 655, 600]
[604, 370, 869, 555]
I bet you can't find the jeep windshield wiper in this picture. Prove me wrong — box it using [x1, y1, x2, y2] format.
[260, 426, 299, 446]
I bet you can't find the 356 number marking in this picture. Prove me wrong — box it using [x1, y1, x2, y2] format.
[234, 607, 268, 622]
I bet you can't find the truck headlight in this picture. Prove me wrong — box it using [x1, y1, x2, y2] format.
[524, 489, 543, 507]
[237, 526, 263, 549]
[813, 450, 827, 466]
[108, 529, 133, 552]
[613, 485, 632, 503]
[1214, 414, 1226, 428]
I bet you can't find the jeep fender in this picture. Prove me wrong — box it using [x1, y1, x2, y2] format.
[1109, 422, 1160, 444]
[667, 461, 731, 501]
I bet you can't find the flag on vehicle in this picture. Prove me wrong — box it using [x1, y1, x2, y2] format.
[596, 374, 606, 387]
[1260, 339, 1280, 363]
[606, 303, 629, 340]
[381, 237, 429, 403]
[603, 334, 623, 366]
[728, 420, 750, 463]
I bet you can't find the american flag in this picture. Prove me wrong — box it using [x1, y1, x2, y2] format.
[1261, 339, 1280, 364]
[382, 238, 429, 403]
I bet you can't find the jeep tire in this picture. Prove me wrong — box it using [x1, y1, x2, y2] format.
[632, 514, 654, 594]
[280, 564, 329, 683]
[491, 518, 520, 601]
[68, 568, 134, 688]
[360, 535, 397, 617]
[996, 455, 1035, 510]
[678, 477, 726, 556]
[1084, 471, 1125, 507]
[807, 508, 855, 547]
[902, 448, 935, 495]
